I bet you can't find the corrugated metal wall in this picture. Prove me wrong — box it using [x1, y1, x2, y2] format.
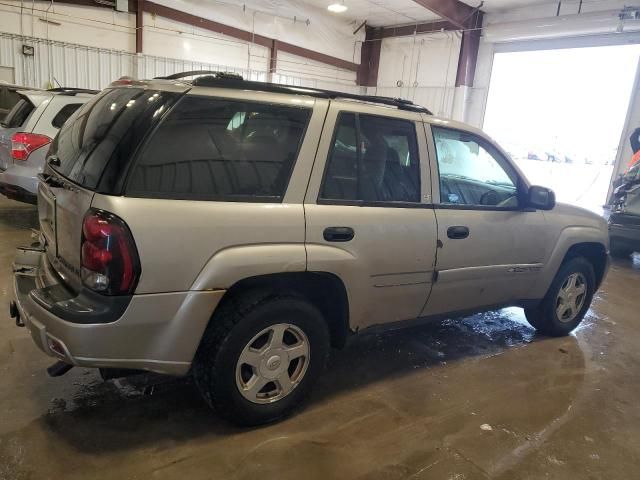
[0, 32, 360, 93]
[0, 32, 269, 89]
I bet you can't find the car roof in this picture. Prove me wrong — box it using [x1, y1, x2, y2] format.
[111, 72, 433, 115]
[17, 88, 97, 106]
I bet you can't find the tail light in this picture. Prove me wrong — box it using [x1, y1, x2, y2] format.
[81, 209, 140, 295]
[11, 132, 51, 161]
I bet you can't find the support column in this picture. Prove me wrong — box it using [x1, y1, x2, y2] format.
[357, 27, 382, 89]
[136, 0, 144, 54]
[268, 39, 278, 83]
[454, 11, 483, 87]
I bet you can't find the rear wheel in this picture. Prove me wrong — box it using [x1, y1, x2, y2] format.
[193, 292, 330, 426]
[525, 257, 595, 336]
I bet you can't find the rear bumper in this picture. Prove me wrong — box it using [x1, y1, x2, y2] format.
[609, 214, 640, 251]
[12, 247, 225, 376]
[0, 165, 39, 204]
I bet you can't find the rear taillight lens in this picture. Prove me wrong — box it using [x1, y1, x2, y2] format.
[81, 209, 140, 295]
[11, 132, 51, 161]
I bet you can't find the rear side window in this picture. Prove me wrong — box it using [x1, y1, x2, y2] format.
[126, 96, 311, 202]
[50, 88, 180, 192]
[1, 98, 34, 128]
[51, 103, 82, 129]
[320, 112, 420, 203]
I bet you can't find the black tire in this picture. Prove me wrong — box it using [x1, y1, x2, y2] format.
[525, 256, 596, 337]
[193, 291, 330, 426]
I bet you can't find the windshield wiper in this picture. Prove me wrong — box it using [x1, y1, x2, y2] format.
[47, 155, 61, 167]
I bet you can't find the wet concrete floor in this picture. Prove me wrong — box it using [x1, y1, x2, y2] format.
[1, 196, 640, 479]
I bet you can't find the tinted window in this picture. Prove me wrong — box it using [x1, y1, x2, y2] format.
[1, 98, 34, 128]
[320, 112, 420, 203]
[127, 96, 311, 202]
[51, 103, 82, 129]
[4, 89, 21, 109]
[50, 88, 179, 191]
[433, 127, 518, 208]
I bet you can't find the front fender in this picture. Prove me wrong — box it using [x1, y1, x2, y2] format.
[531, 225, 608, 299]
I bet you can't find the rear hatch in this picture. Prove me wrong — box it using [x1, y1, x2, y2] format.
[0, 92, 46, 170]
[38, 85, 185, 291]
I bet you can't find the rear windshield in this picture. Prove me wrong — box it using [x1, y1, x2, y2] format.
[126, 96, 311, 202]
[49, 88, 180, 192]
[1, 98, 34, 128]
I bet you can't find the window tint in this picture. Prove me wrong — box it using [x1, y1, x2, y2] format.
[1, 98, 34, 128]
[4, 90, 21, 109]
[127, 96, 311, 202]
[320, 113, 420, 203]
[51, 103, 82, 129]
[433, 127, 519, 208]
[51, 88, 179, 192]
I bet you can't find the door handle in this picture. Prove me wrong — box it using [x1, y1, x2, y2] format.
[323, 226, 354, 242]
[447, 226, 469, 239]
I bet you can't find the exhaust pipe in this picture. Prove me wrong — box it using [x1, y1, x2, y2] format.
[47, 361, 73, 377]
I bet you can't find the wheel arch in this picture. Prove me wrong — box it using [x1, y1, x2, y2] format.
[562, 241, 609, 289]
[215, 272, 351, 349]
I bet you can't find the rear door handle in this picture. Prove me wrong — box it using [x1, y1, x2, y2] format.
[447, 226, 469, 239]
[323, 226, 354, 242]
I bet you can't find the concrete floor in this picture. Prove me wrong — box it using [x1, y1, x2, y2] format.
[1, 197, 640, 480]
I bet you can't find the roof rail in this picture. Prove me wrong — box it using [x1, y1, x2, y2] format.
[156, 70, 243, 81]
[47, 87, 99, 95]
[187, 74, 432, 114]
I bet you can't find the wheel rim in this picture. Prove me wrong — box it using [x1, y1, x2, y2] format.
[555, 272, 587, 323]
[235, 323, 310, 404]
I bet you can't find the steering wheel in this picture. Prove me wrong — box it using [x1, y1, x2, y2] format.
[479, 190, 499, 206]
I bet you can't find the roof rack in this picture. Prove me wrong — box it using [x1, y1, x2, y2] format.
[47, 87, 99, 95]
[172, 72, 432, 114]
[157, 70, 243, 81]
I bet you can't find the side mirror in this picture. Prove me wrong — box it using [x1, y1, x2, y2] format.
[527, 185, 556, 210]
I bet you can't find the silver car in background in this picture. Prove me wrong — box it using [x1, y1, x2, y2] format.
[0, 88, 96, 204]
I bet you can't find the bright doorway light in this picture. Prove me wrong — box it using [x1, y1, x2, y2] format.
[483, 43, 640, 213]
[328, 2, 347, 13]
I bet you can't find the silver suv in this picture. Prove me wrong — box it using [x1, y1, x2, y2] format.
[11, 74, 610, 425]
[0, 88, 96, 203]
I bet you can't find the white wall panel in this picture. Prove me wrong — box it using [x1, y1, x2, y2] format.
[275, 51, 356, 87]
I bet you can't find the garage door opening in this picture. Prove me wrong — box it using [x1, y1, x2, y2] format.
[483, 44, 640, 213]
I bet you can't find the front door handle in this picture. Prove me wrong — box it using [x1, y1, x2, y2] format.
[447, 226, 469, 239]
[323, 226, 354, 242]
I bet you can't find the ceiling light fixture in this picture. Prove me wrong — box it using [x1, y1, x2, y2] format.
[328, 2, 348, 13]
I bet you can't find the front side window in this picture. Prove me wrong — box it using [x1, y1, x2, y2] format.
[127, 96, 311, 202]
[433, 127, 519, 208]
[320, 112, 420, 203]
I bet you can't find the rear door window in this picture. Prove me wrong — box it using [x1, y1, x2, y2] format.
[1, 98, 34, 128]
[126, 96, 311, 202]
[320, 112, 421, 203]
[50, 88, 180, 192]
[51, 103, 83, 129]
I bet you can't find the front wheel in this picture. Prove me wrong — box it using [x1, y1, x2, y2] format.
[193, 293, 330, 426]
[525, 257, 596, 336]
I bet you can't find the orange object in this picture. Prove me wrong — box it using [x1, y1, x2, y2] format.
[628, 150, 640, 172]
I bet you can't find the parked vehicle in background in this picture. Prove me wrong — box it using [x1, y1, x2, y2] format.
[609, 162, 640, 257]
[0, 88, 97, 203]
[10, 73, 610, 426]
[0, 82, 42, 121]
